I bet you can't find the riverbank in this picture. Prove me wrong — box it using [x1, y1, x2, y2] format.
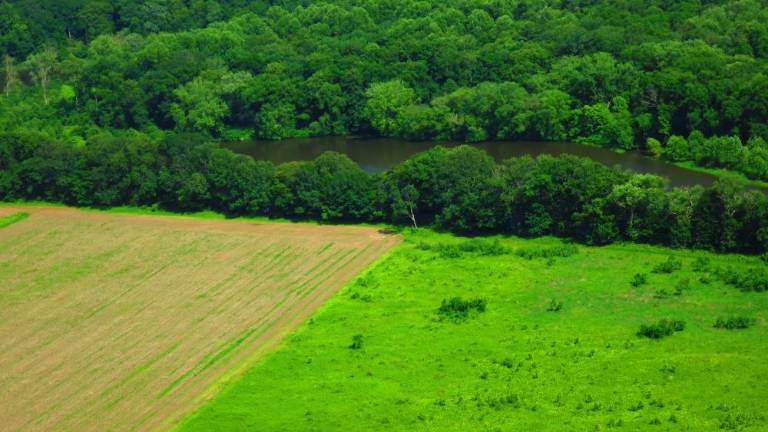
[224, 137, 760, 190]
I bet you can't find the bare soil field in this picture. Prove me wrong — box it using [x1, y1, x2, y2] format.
[0, 206, 400, 432]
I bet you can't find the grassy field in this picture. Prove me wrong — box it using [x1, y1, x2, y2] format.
[0, 206, 400, 432]
[179, 230, 768, 431]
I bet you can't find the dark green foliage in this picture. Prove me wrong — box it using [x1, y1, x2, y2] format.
[437, 297, 486, 320]
[1, 132, 768, 256]
[637, 319, 686, 339]
[2, 0, 768, 182]
[652, 256, 683, 274]
[713, 317, 756, 330]
[516, 245, 579, 260]
[717, 267, 768, 292]
[631, 273, 648, 287]
[417, 239, 510, 258]
[348, 334, 364, 350]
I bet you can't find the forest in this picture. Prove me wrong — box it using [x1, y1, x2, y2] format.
[1, 0, 768, 181]
[2, 131, 767, 255]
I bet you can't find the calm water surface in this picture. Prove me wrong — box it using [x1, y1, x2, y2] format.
[225, 136, 723, 188]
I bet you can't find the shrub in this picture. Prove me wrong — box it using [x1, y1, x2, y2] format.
[674, 278, 690, 295]
[637, 319, 686, 339]
[516, 244, 578, 260]
[652, 256, 683, 274]
[349, 334, 364, 350]
[458, 239, 510, 256]
[713, 316, 755, 330]
[692, 256, 711, 272]
[438, 297, 487, 320]
[717, 266, 768, 292]
[546, 299, 563, 312]
[631, 273, 648, 287]
[418, 239, 510, 258]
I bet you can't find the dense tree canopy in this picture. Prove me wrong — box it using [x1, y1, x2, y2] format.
[1, 0, 768, 179]
[2, 131, 767, 255]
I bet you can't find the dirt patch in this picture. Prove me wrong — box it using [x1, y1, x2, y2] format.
[0, 206, 400, 431]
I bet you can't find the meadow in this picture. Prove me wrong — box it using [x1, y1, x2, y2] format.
[0, 206, 399, 432]
[179, 230, 768, 431]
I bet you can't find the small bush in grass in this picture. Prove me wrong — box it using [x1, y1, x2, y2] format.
[714, 316, 755, 330]
[693, 256, 711, 272]
[438, 297, 486, 320]
[418, 239, 510, 258]
[654, 288, 670, 299]
[458, 239, 510, 256]
[349, 334, 364, 350]
[516, 244, 578, 260]
[717, 266, 768, 292]
[652, 256, 683, 274]
[674, 278, 690, 295]
[631, 273, 648, 287]
[637, 319, 686, 339]
[546, 299, 563, 312]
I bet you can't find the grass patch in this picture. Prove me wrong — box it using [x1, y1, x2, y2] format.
[178, 230, 768, 431]
[0, 212, 29, 228]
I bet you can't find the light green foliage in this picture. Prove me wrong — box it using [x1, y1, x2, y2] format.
[179, 230, 768, 431]
[171, 76, 228, 134]
[646, 137, 663, 157]
[363, 80, 417, 137]
[665, 135, 690, 161]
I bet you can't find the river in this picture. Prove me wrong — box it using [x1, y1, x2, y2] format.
[225, 136, 724, 188]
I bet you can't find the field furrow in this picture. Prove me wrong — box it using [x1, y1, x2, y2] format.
[0, 206, 400, 432]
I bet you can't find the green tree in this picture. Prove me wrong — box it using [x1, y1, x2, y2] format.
[363, 80, 417, 137]
[25, 47, 57, 105]
[665, 135, 690, 161]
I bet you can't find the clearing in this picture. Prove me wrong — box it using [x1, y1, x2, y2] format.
[0, 205, 400, 432]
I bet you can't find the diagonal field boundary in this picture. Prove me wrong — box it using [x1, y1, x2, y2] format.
[0, 206, 401, 431]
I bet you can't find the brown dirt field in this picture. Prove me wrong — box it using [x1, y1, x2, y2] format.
[0, 206, 401, 432]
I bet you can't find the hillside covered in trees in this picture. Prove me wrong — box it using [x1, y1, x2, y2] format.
[1, 0, 768, 181]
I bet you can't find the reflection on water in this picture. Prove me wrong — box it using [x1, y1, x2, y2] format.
[225, 136, 724, 188]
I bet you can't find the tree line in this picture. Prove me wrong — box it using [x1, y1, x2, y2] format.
[0, 0, 767, 180]
[2, 131, 767, 254]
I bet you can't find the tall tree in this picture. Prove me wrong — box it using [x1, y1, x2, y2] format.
[3, 55, 19, 97]
[25, 47, 57, 105]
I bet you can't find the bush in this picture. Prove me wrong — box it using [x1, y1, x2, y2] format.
[717, 267, 768, 292]
[458, 239, 510, 256]
[674, 278, 690, 295]
[349, 334, 364, 350]
[546, 299, 563, 312]
[714, 316, 755, 330]
[692, 257, 711, 272]
[438, 297, 487, 320]
[652, 256, 683, 274]
[418, 239, 510, 258]
[516, 244, 578, 260]
[637, 319, 686, 339]
[631, 273, 648, 287]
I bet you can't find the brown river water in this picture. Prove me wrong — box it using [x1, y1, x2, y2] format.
[225, 136, 730, 188]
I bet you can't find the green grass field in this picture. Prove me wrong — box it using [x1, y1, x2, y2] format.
[178, 230, 768, 431]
